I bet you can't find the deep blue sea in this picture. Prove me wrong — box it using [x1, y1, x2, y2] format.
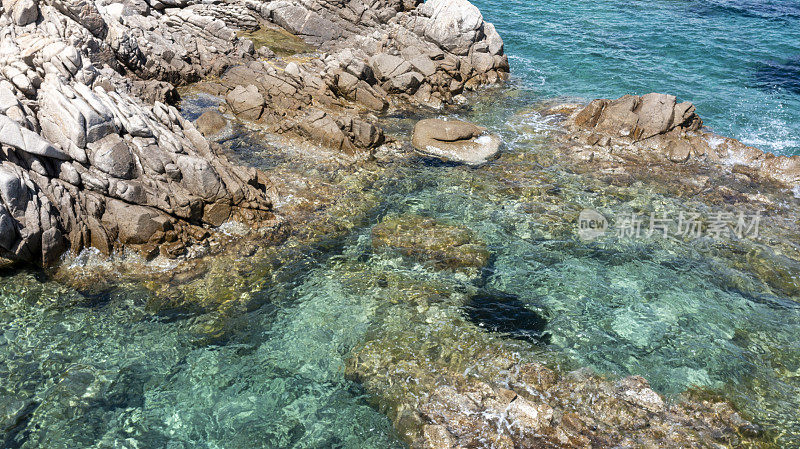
[472, 0, 800, 155]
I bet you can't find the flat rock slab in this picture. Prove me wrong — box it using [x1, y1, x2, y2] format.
[412, 118, 501, 166]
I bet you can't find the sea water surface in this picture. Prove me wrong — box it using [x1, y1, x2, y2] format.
[472, 0, 800, 155]
[3, 2, 800, 448]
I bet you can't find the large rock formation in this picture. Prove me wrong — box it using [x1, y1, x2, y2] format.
[560, 93, 800, 188]
[0, 4, 281, 266]
[192, 0, 510, 155]
[0, 0, 509, 265]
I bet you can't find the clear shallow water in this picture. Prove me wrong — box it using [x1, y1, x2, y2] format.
[472, 0, 800, 155]
[4, 124, 800, 446]
[4, 5, 800, 446]
[0, 264, 404, 448]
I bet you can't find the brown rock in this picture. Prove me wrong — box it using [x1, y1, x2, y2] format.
[412, 118, 501, 165]
[195, 110, 227, 137]
[574, 93, 702, 142]
[297, 109, 358, 154]
[102, 200, 171, 245]
[507, 396, 554, 431]
[665, 139, 692, 163]
[761, 155, 800, 186]
[202, 201, 232, 227]
[421, 424, 456, 449]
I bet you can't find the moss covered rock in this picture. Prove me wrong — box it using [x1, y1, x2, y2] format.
[371, 214, 490, 274]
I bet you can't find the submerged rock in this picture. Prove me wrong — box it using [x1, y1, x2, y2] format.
[412, 118, 501, 165]
[194, 110, 227, 137]
[371, 214, 490, 274]
[464, 289, 550, 344]
[348, 289, 768, 449]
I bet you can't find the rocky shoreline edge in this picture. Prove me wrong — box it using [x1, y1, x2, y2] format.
[2, 0, 797, 447]
[1, 0, 798, 268]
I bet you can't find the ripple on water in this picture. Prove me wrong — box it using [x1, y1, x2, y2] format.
[5, 7, 800, 444]
[471, 0, 800, 155]
[0, 268, 403, 448]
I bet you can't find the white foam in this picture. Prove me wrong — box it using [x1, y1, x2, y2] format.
[704, 135, 725, 149]
[60, 246, 178, 272]
[792, 185, 800, 199]
[475, 134, 493, 145]
[218, 220, 250, 236]
[739, 117, 800, 155]
[63, 247, 109, 270]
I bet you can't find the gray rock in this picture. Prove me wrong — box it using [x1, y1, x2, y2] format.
[418, 0, 484, 55]
[484, 22, 504, 55]
[387, 72, 423, 94]
[470, 51, 494, 74]
[0, 0, 510, 265]
[370, 53, 411, 81]
[0, 85, 20, 114]
[51, 0, 107, 38]
[0, 168, 26, 213]
[409, 55, 436, 77]
[297, 109, 357, 155]
[226, 85, 264, 120]
[2, 0, 38, 25]
[175, 155, 224, 201]
[87, 134, 135, 180]
[0, 114, 68, 160]
[0, 205, 16, 250]
[270, 1, 339, 44]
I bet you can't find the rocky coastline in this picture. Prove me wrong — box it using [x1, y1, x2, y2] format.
[2, 0, 799, 447]
[0, 0, 511, 266]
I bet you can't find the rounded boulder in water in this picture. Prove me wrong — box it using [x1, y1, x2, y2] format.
[412, 118, 501, 166]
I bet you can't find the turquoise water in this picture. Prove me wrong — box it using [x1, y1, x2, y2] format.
[0, 267, 404, 448]
[4, 3, 800, 447]
[4, 125, 800, 446]
[472, 0, 800, 155]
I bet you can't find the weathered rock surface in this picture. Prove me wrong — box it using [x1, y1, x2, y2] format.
[574, 92, 702, 141]
[563, 93, 800, 189]
[194, 109, 227, 137]
[0, 7, 281, 265]
[412, 118, 501, 165]
[188, 0, 509, 155]
[0, 0, 509, 263]
[2, 0, 38, 25]
[225, 84, 263, 120]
